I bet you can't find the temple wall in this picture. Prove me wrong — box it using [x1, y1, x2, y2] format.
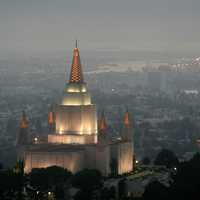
[117, 142, 134, 174]
[62, 92, 91, 106]
[24, 150, 85, 173]
[55, 105, 97, 135]
[84, 145, 110, 176]
[23, 141, 133, 176]
[111, 141, 134, 175]
[95, 144, 110, 176]
[84, 145, 97, 169]
[48, 134, 97, 144]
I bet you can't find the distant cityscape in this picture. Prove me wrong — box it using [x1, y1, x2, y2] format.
[1, 49, 200, 199]
[1, 53, 200, 164]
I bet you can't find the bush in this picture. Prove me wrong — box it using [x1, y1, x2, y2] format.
[154, 149, 179, 168]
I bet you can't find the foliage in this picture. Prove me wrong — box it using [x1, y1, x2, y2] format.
[101, 186, 116, 200]
[72, 169, 103, 200]
[143, 180, 168, 200]
[142, 157, 151, 165]
[144, 153, 200, 200]
[118, 178, 127, 199]
[30, 166, 72, 190]
[170, 153, 200, 199]
[0, 169, 25, 199]
[13, 159, 24, 175]
[71, 169, 102, 190]
[154, 149, 179, 168]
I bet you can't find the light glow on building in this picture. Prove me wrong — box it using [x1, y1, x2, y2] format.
[21, 42, 135, 176]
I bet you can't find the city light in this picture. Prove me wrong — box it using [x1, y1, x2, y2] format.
[34, 137, 38, 143]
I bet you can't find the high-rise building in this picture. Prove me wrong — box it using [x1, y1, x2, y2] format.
[18, 42, 135, 176]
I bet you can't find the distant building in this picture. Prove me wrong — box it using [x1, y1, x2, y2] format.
[17, 42, 135, 176]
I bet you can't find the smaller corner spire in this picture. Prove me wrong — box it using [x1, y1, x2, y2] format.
[20, 111, 28, 129]
[99, 110, 107, 132]
[48, 107, 54, 132]
[123, 108, 130, 127]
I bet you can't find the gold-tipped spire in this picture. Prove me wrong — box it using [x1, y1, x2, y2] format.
[48, 111, 54, 125]
[48, 109, 54, 132]
[69, 41, 84, 83]
[20, 111, 28, 129]
[99, 111, 107, 132]
[123, 108, 130, 127]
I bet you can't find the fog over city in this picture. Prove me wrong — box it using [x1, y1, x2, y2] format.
[1, 0, 200, 199]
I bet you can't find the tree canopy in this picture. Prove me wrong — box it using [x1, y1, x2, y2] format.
[30, 166, 72, 190]
[154, 149, 179, 168]
[71, 169, 102, 190]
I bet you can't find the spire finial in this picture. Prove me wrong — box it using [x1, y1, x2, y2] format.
[75, 40, 78, 48]
[69, 41, 84, 83]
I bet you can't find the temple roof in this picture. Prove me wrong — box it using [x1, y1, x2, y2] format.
[69, 41, 84, 83]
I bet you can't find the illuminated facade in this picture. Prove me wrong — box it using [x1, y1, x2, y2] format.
[18, 42, 135, 176]
[52, 44, 98, 144]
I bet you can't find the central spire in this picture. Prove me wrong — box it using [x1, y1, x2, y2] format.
[69, 41, 84, 83]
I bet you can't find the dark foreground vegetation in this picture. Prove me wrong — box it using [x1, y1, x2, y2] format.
[0, 150, 200, 200]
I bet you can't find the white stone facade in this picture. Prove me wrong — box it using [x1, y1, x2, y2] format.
[21, 46, 135, 176]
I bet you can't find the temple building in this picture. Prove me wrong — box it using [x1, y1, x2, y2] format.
[17, 42, 135, 176]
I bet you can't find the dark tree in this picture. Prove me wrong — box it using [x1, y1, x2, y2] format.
[0, 167, 25, 200]
[54, 185, 65, 199]
[142, 157, 151, 165]
[74, 190, 91, 200]
[109, 186, 116, 199]
[72, 169, 103, 200]
[101, 186, 116, 200]
[143, 180, 168, 200]
[118, 178, 127, 199]
[30, 166, 72, 190]
[0, 162, 3, 170]
[154, 149, 179, 168]
[170, 153, 200, 200]
[71, 169, 102, 190]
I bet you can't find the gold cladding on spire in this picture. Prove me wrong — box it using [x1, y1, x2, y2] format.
[20, 111, 28, 129]
[48, 111, 54, 125]
[69, 41, 84, 83]
[99, 111, 107, 132]
[124, 109, 130, 127]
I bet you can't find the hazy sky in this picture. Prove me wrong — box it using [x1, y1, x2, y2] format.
[0, 0, 200, 54]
